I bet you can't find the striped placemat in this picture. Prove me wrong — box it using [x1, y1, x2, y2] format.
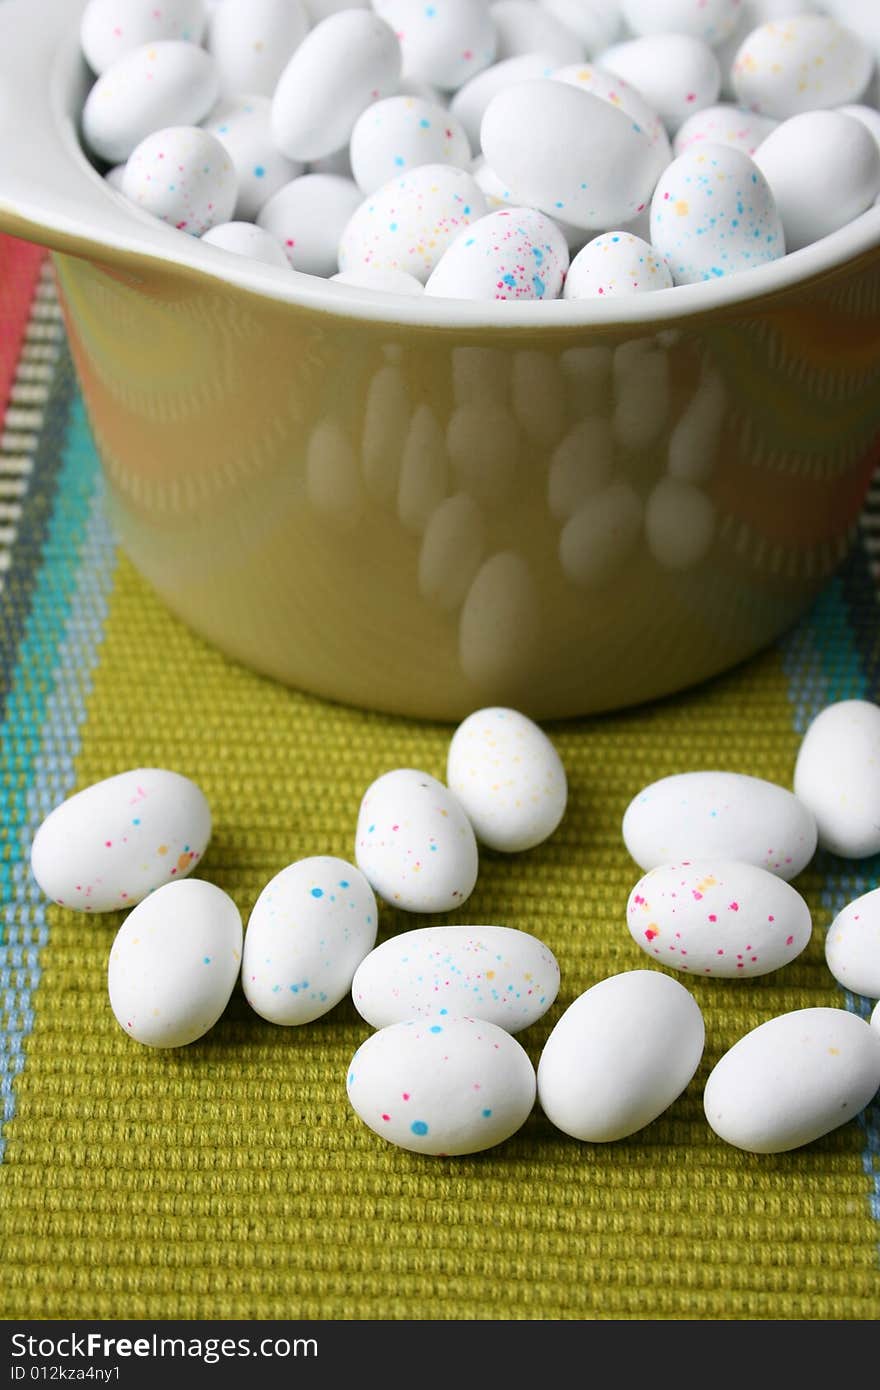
[0, 232, 878, 1322]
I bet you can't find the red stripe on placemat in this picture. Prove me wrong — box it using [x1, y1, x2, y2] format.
[0, 234, 47, 415]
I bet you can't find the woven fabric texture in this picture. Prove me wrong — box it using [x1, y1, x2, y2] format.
[0, 235, 878, 1322]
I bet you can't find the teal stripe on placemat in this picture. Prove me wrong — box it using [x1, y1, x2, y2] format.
[780, 562, 880, 1231]
[0, 381, 115, 1159]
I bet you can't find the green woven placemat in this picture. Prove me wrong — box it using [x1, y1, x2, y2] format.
[0, 238, 878, 1321]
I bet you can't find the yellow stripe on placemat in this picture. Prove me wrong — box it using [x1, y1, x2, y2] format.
[2, 550, 878, 1321]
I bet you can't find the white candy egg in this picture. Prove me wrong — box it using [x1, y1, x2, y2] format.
[873, 1000, 880, 1033]
[564, 231, 673, 298]
[374, 0, 497, 91]
[480, 78, 668, 231]
[450, 53, 558, 150]
[307, 0, 368, 18]
[622, 771, 818, 880]
[703, 1007, 880, 1153]
[598, 33, 722, 134]
[553, 62, 672, 159]
[203, 95, 303, 222]
[626, 859, 812, 978]
[673, 103, 778, 157]
[271, 9, 402, 161]
[206, 0, 308, 98]
[537, 971, 705, 1142]
[650, 143, 785, 285]
[425, 206, 569, 300]
[824, 888, 880, 999]
[351, 923, 561, 1032]
[840, 104, 880, 155]
[121, 126, 237, 235]
[257, 173, 363, 275]
[337, 163, 488, 283]
[349, 95, 471, 196]
[331, 266, 425, 295]
[621, 0, 741, 48]
[82, 39, 220, 164]
[346, 1016, 536, 1155]
[30, 767, 211, 913]
[355, 768, 479, 912]
[732, 14, 874, 119]
[108, 878, 242, 1048]
[446, 706, 567, 853]
[793, 700, 880, 858]
[80, 0, 208, 74]
[491, 0, 584, 65]
[200, 220, 290, 266]
[242, 856, 378, 1025]
[753, 109, 880, 251]
[539, 0, 622, 54]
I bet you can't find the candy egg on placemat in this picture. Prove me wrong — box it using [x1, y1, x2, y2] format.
[351, 924, 560, 1033]
[345, 1015, 537, 1156]
[30, 767, 211, 913]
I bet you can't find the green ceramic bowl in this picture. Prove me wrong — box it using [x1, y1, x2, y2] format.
[2, 0, 879, 719]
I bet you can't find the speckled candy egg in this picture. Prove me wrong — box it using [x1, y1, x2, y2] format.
[82, 39, 220, 164]
[80, 0, 208, 74]
[480, 78, 668, 231]
[108, 878, 242, 1048]
[622, 771, 818, 880]
[121, 126, 237, 235]
[553, 62, 672, 160]
[446, 706, 567, 852]
[564, 232, 673, 298]
[242, 856, 378, 1025]
[673, 103, 778, 156]
[349, 95, 471, 195]
[537, 970, 705, 1142]
[337, 164, 488, 283]
[793, 700, 880, 858]
[271, 9, 402, 161]
[206, 0, 308, 99]
[351, 924, 560, 1032]
[597, 33, 722, 134]
[732, 14, 874, 119]
[355, 768, 479, 912]
[424, 206, 569, 300]
[703, 1007, 880, 1152]
[650, 143, 785, 285]
[824, 888, 880, 999]
[626, 859, 812, 978]
[346, 1015, 536, 1155]
[203, 95, 303, 222]
[257, 173, 364, 274]
[30, 767, 211, 913]
[200, 220, 291, 266]
[374, 0, 497, 91]
[621, 0, 741, 47]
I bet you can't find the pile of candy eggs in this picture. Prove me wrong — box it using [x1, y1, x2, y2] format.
[78, 0, 880, 302]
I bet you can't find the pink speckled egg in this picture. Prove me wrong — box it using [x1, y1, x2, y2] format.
[564, 231, 673, 298]
[626, 859, 812, 978]
[424, 206, 569, 299]
[121, 125, 236, 235]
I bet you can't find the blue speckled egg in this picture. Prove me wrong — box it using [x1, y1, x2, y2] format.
[242, 856, 378, 1025]
[346, 1016, 536, 1156]
[649, 142, 785, 285]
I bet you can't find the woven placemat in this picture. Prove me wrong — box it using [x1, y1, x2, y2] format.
[0, 234, 878, 1322]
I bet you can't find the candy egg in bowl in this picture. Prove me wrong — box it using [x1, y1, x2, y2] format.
[1, 0, 879, 721]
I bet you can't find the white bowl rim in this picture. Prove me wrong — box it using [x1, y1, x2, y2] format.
[2, 0, 880, 330]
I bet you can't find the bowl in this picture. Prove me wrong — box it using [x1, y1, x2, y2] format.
[2, 0, 879, 722]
